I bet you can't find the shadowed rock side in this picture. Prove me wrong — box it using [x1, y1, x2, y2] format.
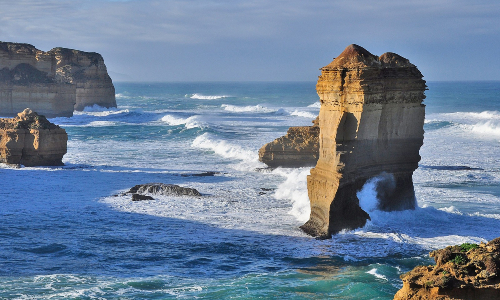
[0, 41, 115, 117]
[394, 238, 500, 300]
[301, 44, 426, 238]
[0, 108, 67, 166]
[259, 117, 319, 168]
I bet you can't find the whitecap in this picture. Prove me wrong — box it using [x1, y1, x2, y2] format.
[161, 115, 204, 129]
[367, 268, 388, 281]
[290, 110, 317, 119]
[221, 104, 274, 113]
[307, 102, 321, 108]
[190, 93, 228, 100]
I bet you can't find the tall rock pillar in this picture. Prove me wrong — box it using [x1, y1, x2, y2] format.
[301, 44, 426, 238]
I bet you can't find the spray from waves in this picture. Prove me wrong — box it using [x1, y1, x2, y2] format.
[307, 102, 321, 108]
[161, 115, 205, 129]
[290, 110, 317, 119]
[471, 121, 500, 137]
[353, 173, 494, 250]
[189, 93, 229, 100]
[272, 168, 311, 223]
[191, 133, 264, 170]
[221, 104, 274, 113]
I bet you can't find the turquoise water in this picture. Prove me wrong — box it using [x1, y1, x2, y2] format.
[1, 81, 499, 299]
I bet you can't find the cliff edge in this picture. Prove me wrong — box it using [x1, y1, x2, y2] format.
[0, 108, 67, 166]
[394, 238, 500, 300]
[301, 44, 426, 237]
[0, 41, 116, 117]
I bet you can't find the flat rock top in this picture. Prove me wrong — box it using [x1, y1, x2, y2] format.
[0, 108, 60, 130]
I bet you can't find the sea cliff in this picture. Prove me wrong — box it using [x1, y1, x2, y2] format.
[299, 44, 426, 237]
[0, 41, 116, 117]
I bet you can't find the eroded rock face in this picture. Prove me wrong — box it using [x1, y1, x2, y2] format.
[0, 108, 67, 166]
[258, 117, 319, 168]
[301, 44, 426, 237]
[0, 41, 116, 117]
[394, 238, 500, 300]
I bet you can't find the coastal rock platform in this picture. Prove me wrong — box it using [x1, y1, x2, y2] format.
[394, 238, 500, 300]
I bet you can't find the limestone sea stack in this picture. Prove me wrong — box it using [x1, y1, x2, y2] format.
[258, 117, 319, 168]
[0, 41, 116, 117]
[394, 238, 500, 299]
[301, 44, 426, 237]
[0, 108, 67, 166]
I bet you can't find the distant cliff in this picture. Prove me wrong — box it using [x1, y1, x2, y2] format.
[0, 108, 67, 166]
[300, 44, 426, 237]
[0, 42, 116, 117]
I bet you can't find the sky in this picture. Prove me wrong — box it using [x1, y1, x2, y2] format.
[0, 0, 499, 82]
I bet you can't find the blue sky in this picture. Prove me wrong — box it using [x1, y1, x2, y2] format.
[1, 0, 499, 81]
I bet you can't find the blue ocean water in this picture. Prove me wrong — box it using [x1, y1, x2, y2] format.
[1, 81, 499, 299]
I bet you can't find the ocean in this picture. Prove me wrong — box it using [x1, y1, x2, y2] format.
[1, 81, 499, 299]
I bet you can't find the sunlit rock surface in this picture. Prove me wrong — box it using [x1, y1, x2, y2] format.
[0, 108, 67, 166]
[301, 44, 426, 237]
[394, 238, 500, 300]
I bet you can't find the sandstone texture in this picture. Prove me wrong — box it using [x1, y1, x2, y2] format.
[123, 183, 202, 201]
[394, 238, 500, 300]
[258, 117, 319, 168]
[301, 44, 426, 237]
[0, 41, 115, 117]
[0, 108, 67, 166]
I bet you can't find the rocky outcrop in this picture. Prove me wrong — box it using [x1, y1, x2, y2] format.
[0, 41, 115, 117]
[0, 108, 67, 166]
[123, 183, 202, 201]
[301, 44, 426, 237]
[259, 117, 319, 168]
[394, 238, 500, 300]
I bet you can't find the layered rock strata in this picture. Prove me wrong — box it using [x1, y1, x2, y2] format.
[301, 44, 426, 237]
[259, 117, 319, 168]
[0, 108, 67, 166]
[0, 41, 115, 117]
[394, 238, 500, 300]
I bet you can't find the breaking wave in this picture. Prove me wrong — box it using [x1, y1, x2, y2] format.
[189, 93, 229, 100]
[221, 104, 274, 113]
[290, 110, 317, 119]
[161, 115, 204, 129]
[272, 168, 311, 223]
[191, 133, 264, 170]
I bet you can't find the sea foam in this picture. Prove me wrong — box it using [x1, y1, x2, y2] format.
[190, 93, 228, 100]
[290, 110, 317, 119]
[221, 104, 274, 113]
[272, 168, 311, 223]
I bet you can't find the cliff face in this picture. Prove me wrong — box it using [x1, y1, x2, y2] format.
[394, 238, 500, 300]
[258, 117, 319, 168]
[301, 44, 426, 237]
[0, 108, 67, 166]
[0, 42, 115, 117]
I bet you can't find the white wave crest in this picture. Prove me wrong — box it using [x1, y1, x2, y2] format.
[76, 108, 129, 117]
[290, 110, 317, 119]
[272, 168, 311, 223]
[221, 104, 274, 113]
[307, 102, 321, 108]
[367, 268, 388, 281]
[161, 115, 204, 129]
[471, 121, 500, 137]
[190, 93, 228, 100]
[115, 93, 129, 99]
[192, 133, 264, 170]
